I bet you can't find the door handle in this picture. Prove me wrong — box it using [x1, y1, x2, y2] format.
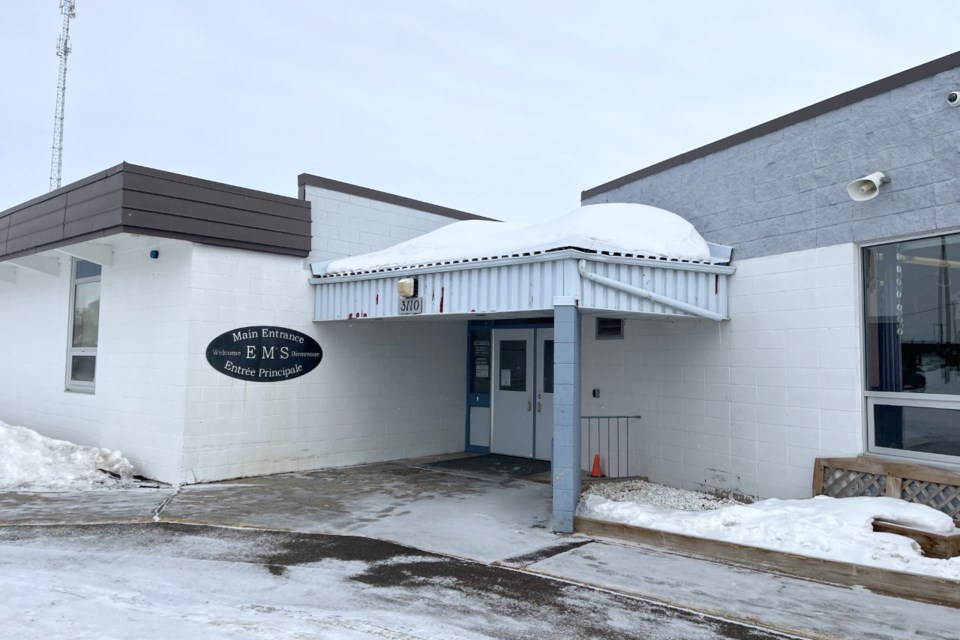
[527, 400, 532, 412]
[537, 402, 542, 413]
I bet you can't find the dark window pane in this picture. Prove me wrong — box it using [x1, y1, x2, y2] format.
[499, 340, 526, 392]
[75, 260, 101, 279]
[542, 340, 554, 394]
[470, 330, 491, 395]
[864, 234, 960, 395]
[875, 404, 960, 456]
[70, 356, 96, 382]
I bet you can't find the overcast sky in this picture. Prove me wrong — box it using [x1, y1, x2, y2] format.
[1, 2, 958, 222]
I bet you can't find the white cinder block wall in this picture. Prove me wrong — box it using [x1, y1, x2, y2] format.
[0, 257, 103, 446]
[180, 244, 467, 483]
[0, 182, 472, 486]
[0, 235, 193, 482]
[176, 179, 476, 484]
[581, 243, 862, 500]
[306, 185, 458, 262]
[579, 60, 960, 498]
[96, 237, 193, 481]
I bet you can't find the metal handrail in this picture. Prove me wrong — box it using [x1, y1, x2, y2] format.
[581, 415, 642, 478]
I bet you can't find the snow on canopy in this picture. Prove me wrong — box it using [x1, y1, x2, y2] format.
[315, 203, 712, 276]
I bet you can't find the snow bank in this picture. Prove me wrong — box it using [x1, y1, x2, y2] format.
[0, 419, 133, 491]
[579, 493, 960, 579]
[315, 203, 712, 275]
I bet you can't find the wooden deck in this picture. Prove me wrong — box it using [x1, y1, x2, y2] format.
[575, 516, 960, 608]
[813, 456, 960, 520]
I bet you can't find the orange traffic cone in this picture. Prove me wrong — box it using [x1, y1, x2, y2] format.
[590, 454, 604, 478]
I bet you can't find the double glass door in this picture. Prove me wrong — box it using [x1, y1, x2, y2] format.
[491, 328, 554, 460]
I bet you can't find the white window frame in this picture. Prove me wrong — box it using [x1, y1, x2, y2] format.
[861, 230, 960, 467]
[66, 259, 101, 393]
[865, 394, 960, 470]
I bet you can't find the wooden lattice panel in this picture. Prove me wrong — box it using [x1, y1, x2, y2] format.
[901, 480, 960, 520]
[815, 457, 960, 521]
[821, 468, 886, 498]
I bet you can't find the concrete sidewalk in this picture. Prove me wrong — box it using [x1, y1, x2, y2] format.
[1, 455, 958, 640]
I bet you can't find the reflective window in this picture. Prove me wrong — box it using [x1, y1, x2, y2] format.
[470, 330, 491, 395]
[864, 235, 960, 395]
[875, 404, 960, 456]
[542, 340, 554, 394]
[864, 234, 960, 459]
[498, 340, 527, 392]
[67, 260, 101, 391]
[72, 281, 100, 348]
[70, 356, 96, 383]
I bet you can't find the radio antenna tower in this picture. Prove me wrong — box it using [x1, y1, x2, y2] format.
[49, 0, 77, 191]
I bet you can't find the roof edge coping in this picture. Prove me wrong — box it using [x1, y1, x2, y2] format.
[582, 50, 960, 201]
[298, 173, 497, 222]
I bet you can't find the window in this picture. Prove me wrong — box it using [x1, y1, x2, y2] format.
[470, 329, 491, 395]
[596, 317, 624, 340]
[67, 259, 101, 392]
[542, 340, 554, 394]
[863, 234, 960, 461]
[498, 340, 527, 392]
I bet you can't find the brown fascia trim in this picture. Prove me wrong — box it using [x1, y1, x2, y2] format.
[1, 162, 308, 218]
[0, 228, 309, 261]
[0, 163, 123, 218]
[0, 163, 312, 261]
[124, 162, 307, 212]
[298, 173, 498, 222]
[582, 50, 960, 201]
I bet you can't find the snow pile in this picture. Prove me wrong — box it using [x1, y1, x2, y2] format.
[0, 419, 133, 491]
[579, 492, 960, 579]
[315, 203, 712, 276]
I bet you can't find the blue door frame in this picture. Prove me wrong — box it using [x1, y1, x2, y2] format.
[465, 318, 553, 454]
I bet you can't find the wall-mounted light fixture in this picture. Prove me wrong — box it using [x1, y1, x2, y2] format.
[397, 277, 418, 298]
[847, 171, 890, 201]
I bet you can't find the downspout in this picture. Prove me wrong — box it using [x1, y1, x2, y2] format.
[577, 259, 726, 322]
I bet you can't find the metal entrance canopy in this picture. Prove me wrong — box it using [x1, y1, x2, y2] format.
[308, 224, 735, 533]
[310, 247, 735, 322]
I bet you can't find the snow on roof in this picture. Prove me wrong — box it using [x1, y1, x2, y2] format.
[313, 203, 714, 277]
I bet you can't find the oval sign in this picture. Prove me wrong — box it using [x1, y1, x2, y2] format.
[205, 326, 323, 382]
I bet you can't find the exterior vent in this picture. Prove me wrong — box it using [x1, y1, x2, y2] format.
[596, 318, 624, 340]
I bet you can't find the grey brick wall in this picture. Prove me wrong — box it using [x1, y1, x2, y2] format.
[584, 68, 960, 260]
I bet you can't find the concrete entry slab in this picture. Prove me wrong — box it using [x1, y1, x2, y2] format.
[5, 457, 960, 639]
[420, 454, 551, 480]
[0, 488, 175, 525]
[0, 522, 801, 640]
[161, 458, 559, 564]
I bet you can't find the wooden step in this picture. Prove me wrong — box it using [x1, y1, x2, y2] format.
[872, 519, 960, 559]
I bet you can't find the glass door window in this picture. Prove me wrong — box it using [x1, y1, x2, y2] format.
[498, 340, 527, 392]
